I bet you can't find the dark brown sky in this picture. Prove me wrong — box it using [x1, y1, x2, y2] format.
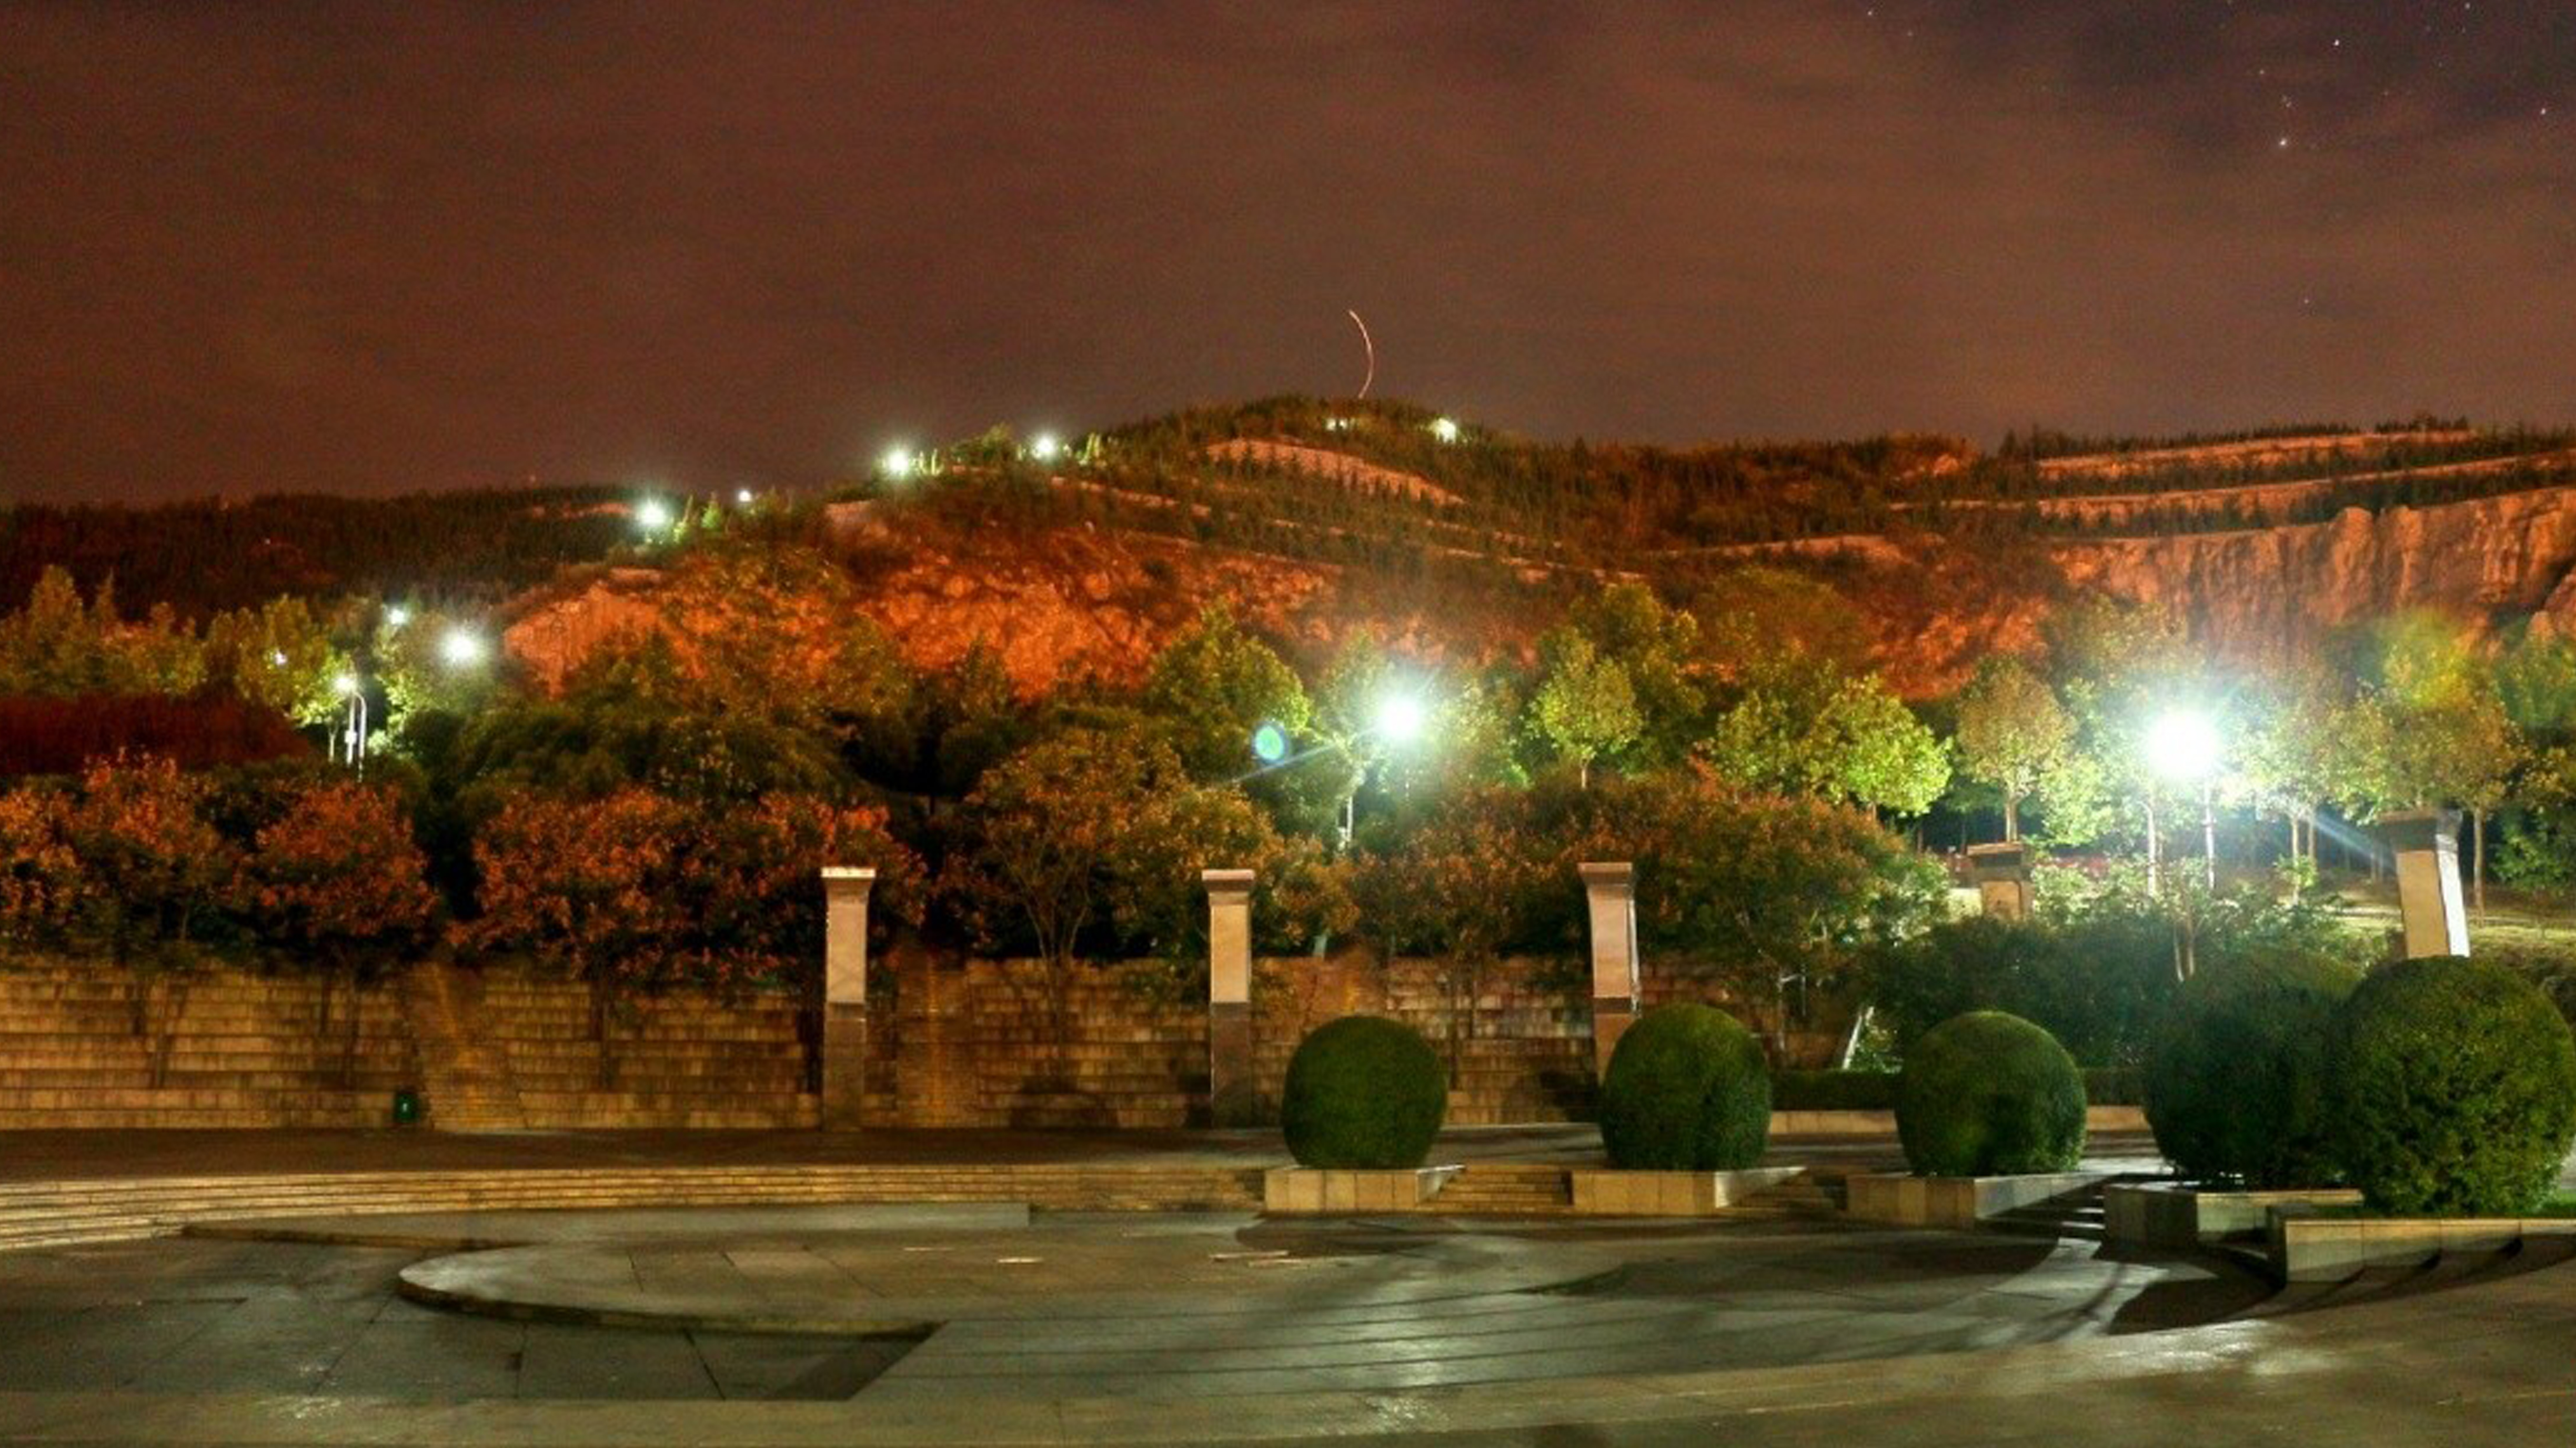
[4, 1, 2572, 502]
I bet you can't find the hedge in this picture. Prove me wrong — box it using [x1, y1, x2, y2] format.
[1280, 1015, 1448, 1169]
[2143, 948, 2361, 1188]
[2329, 956, 2576, 1216]
[1597, 1003, 1770, 1170]
[1896, 1011, 2087, 1176]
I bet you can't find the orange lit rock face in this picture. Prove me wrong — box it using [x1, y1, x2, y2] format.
[504, 478, 2576, 707]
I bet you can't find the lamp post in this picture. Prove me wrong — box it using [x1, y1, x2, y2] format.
[333, 673, 367, 776]
[1334, 692, 1428, 852]
[2144, 708, 2223, 893]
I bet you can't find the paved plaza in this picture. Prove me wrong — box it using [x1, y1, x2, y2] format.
[0, 1130, 2564, 1444]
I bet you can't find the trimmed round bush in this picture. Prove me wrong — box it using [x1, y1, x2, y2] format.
[2145, 948, 2362, 1188]
[1280, 1015, 1447, 1169]
[2329, 956, 2576, 1216]
[1897, 1011, 2086, 1176]
[1598, 1003, 1772, 1170]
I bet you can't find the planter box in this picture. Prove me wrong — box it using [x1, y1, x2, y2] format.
[2271, 1209, 2576, 1281]
[1769, 1107, 2146, 1138]
[1262, 1165, 1460, 1214]
[2102, 1181, 2362, 1249]
[1844, 1171, 2103, 1230]
[1566, 1167, 1809, 1216]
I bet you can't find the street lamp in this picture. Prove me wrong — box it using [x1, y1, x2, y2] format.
[635, 498, 674, 532]
[333, 672, 367, 775]
[439, 628, 487, 668]
[2145, 708, 2222, 892]
[1332, 690, 1433, 850]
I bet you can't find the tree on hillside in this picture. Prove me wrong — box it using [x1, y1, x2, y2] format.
[0, 568, 204, 699]
[1140, 605, 1312, 780]
[1702, 661, 1949, 816]
[1530, 632, 1640, 789]
[1563, 581, 1707, 767]
[1953, 658, 2076, 841]
[202, 595, 347, 726]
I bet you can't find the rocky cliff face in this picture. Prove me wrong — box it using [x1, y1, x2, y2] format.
[2050, 486, 2576, 659]
[502, 481, 2576, 706]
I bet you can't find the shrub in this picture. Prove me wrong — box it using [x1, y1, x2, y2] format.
[1867, 914, 2172, 1068]
[2144, 948, 2361, 1188]
[1897, 1011, 2086, 1176]
[2329, 956, 2576, 1216]
[1598, 1003, 1772, 1170]
[1280, 1015, 1447, 1169]
[1774, 1069, 1897, 1111]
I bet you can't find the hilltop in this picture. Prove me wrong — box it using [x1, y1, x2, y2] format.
[13, 399, 2576, 698]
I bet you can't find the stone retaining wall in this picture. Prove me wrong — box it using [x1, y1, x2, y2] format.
[0, 952, 1822, 1130]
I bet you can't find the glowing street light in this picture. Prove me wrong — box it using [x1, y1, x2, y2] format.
[1374, 693, 1428, 747]
[1029, 433, 1062, 464]
[439, 629, 487, 668]
[384, 605, 410, 629]
[2144, 708, 2224, 893]
[1428, 416, 1461, 444]
[635, 498, 674, 532]
[735, 488, 755, 505]
[333, 673, 368, 775]
[879, 446, 917, 481]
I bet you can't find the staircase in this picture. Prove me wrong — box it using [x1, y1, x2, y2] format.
[1424, 1164, 1576, 1216]
[399, 964, 524, 1132]
[1985, 1178, 2120, 1242]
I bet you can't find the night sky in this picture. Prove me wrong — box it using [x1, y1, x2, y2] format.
[4, 1, 2572, 502]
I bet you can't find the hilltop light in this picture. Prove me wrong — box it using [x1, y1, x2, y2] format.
[879, 446, 916, 481]
[384, 605, 410, 629]
[735, 488, 755, 505]
[1029, 433, 1062, 463]
[439, 629, 487, 668]
[635, 498, 674, 531]
[1429, 416, 1461, 443]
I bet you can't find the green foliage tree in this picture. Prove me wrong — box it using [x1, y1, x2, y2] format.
[1529, 631, 1639, 789]
[202, 596, 347, 725]
[1952, 657, 2075, 841]
[1703, 662, 1948, 815]
[1141, 605, 1312, 779]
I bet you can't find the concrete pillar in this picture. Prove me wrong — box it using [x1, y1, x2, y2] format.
[1203, 869, 1255, 1122]
[819, 867, 877, 1128]
[2380, 810, 2470, 959]
[1579, 862, 1639, 1076]
[1965, 842, 2034, 921]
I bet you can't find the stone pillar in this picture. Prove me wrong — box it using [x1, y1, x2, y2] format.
[1965, 842, 2034, 921]
[1579, 862, 1639, 1077]
[819, 867, 877, 1128]
[1203, 869, 1255, 1122]
[2381, 810, 2470, 959]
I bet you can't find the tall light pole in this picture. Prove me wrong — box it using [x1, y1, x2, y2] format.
[2145, 708, 2223, 892]
[1334, 692, 1429, 852]
[333, 673, 367, 775]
